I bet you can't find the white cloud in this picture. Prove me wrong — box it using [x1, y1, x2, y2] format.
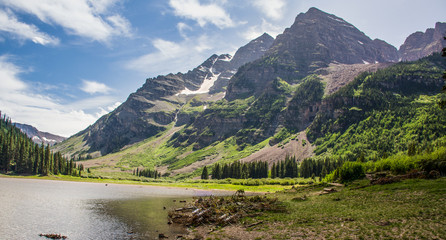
[107, 14, 132, 37]
[0, 9, 59, 45]
[169, 0, 234, 29]
[242, 18, 283, 40]
[177, 22, 192, 38]
[251, 0, 286, 21]
[1, 0, 132, 42]
[96, 101, 121, 118]
[0, 55, 28, 91]
[0, 56, 118, 137]
[81, 80, 113, 94]
[88, 0, 119, 14]
[125, 35, 215, 75]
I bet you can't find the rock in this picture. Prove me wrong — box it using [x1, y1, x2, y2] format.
[159, 233, 168, 239]
[226, 7, 398, 101]
[399, 22, 446, 61]
[38, 233, 67, 239]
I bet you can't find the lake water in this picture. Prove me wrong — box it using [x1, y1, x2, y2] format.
[0, 178, 228, 240]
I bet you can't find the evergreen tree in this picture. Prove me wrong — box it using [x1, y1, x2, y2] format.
[271, 163, 277, 178]
[201, 166, 209, 179]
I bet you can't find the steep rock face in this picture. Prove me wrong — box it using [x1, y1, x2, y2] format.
[284, 76, 325, 131]
[209, 33, 274, 93]
[60, 34, 274, 156]
[14, 123, 66, 146]
[399, 22, 446, 61]
[226, 7, 398, 101]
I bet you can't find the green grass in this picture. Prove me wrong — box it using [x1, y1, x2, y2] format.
[234, 178, 446, 239]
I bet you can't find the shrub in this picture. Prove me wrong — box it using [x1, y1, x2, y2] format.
[331, 161, 365, 183]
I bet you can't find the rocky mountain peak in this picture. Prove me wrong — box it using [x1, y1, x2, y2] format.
[229, 33, 274, 69]
[399, 22, 446, 61]
[225, 8, 398, 101]
[209, 33, 274, 93]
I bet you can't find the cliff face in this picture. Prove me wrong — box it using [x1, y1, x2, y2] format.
[399, 22, 446, 61]
[210, 33, 274, 94]
[225, 7, 398, 101]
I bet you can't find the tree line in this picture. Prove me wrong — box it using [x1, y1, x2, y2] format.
[205, 160, 268, 180]
[0, 112, 82, 176]
[201, 155, 345, 180]
[132, 167, 160, 179]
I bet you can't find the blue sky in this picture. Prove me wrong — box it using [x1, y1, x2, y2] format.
[0, 0, 445, 137]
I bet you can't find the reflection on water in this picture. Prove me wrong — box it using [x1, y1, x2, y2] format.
[90, 197, 189, 239]
[0, 178, 228, 240]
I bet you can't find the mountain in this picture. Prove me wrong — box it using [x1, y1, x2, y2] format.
[14, 123, 66, 146]
[225, 7, 398, 101]
[399, 22, 446, 61]
[54, 33, 274, 157]
[171, 7, 400, 150]
[55, 8, 445, 179]
[210, 33, 275, 94]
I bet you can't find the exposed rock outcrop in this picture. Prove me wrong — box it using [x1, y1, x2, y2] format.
[226, 7, 398, 101]
[399, 22, 446, 61]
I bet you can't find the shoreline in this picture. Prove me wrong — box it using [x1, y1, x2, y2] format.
[0, 174, 288, 194]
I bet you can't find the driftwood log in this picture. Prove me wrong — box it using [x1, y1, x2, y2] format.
[168, 191, 284, 227]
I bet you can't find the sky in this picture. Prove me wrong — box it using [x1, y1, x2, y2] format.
[0, 0, 445, 137]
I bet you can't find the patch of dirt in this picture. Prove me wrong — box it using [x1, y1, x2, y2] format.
[319, 62, 394, 96]
[239, 131, 315, 166]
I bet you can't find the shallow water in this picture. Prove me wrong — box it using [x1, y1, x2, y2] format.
[0, 178, 227, 240]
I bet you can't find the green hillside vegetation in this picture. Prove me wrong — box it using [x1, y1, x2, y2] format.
[309, 54, 446, 162]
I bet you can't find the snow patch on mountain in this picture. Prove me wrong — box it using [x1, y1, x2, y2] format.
[179, 71, 221, 95]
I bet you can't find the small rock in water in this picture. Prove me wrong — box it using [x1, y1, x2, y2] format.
[38, 233, 67, 239]
[159, 233, 168, 238]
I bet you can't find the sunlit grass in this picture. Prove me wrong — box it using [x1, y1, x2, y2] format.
[241, 178, 446, 239]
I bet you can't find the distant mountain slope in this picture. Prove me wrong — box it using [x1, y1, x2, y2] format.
[55, 33, 274, 157]
[14, 123, 65, 146]
[399, 22, 446, 61]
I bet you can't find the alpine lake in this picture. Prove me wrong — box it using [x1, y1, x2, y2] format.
[0, 177, 228, 240]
